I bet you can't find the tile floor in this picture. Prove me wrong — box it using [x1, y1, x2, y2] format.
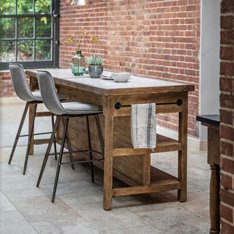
[0, 98, 210, 234]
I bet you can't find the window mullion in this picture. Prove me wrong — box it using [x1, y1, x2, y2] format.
[33, 0, 35, 62]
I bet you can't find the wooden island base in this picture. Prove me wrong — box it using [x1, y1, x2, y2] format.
[58, 115, 184, 203]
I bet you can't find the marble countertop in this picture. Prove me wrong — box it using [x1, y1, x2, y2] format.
[26, 69, 195, 96]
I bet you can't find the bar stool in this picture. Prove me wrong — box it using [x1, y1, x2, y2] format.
[8, 63, 59, 175]
[36, 70, 104, 203]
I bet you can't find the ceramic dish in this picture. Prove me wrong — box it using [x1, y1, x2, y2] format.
[112, 72, 131, 82]
[100, 75, 113, 80]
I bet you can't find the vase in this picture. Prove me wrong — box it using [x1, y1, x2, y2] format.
[88, 65, 103, 78]
[71, 50, 85, 76]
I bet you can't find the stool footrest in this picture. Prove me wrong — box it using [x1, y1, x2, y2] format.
[20, 131, 52, 138]
[35, 111, 51, 117]
[32, 139, 50, 145]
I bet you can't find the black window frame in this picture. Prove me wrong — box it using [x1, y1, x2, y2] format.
[0, 0, 59, 70]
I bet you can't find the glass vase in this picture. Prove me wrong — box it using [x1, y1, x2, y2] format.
[71, 50, 85, 76]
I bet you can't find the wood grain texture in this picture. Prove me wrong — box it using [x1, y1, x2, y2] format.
[208, 127, 220, 234]
[178, 94, 188, 202]
[27, 69, 194, 210]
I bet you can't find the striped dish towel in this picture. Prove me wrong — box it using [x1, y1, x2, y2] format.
[131, 103, 156, 149]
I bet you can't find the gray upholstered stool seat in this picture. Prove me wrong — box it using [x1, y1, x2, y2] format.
[61, 102, 102, 115]
[8, 63, 62, 175]
[31, 91, 44, 101]
[36, 70, 104, 203]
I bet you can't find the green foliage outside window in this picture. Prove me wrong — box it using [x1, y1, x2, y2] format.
[0, 0, 52, 63]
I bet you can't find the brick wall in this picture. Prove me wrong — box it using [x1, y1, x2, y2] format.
[60, 0, 200, 136]
[0, 0, 200, 136]
[220, 0, 234, 233]
[0, 72, 15, 97]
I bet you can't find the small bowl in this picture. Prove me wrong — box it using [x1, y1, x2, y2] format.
[112, 72, 131, 82]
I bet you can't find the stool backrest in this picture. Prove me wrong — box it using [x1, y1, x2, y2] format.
[9, 63, 35, 102]
[37, 71, 66, 115]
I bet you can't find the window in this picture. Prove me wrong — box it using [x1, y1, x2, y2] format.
[0, 0, 59, 70]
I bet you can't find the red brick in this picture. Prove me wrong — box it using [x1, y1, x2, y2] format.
[221, 46, 234, 60]
[220, 123, 234, 141]
[220, 94, 234, 109]
[221, 30, 234, 46]
[221, 172, 233, 190]
[221, 15, 234, 29]
[221, 220, 234, 234]
[220, 78, 233, 93]
[221, 204, 233, 223]
[221, 188, 234, 207]
[220, 109, 233, 125]
[221, 0, 234, 13]
[221, 141, 234, 157]
[222, 158, 234, 174]
[220, 62, 234, 77]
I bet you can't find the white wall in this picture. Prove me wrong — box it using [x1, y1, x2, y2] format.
[199, 0, 220, 141]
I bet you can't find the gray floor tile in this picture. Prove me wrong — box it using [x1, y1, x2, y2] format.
[10, 196, 84, 224]
[100, 225, 163, 234]
[134, 206, 209, 234]
[0, 192, 16, 211]
[0, 210, 37, 234]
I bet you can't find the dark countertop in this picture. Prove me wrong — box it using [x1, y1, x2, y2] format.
[196, 114, 220, 126]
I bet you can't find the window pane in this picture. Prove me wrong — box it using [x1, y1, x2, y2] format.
[18, 40, 33, 61]
[36, 17, 51, 37]
[0, 1, 16, 15]
[35, 40, 51, 61]
[17, 0, 33, 14]
[0, 0, 56, 70]
[0, 18, 15, 38]
[18, 17, 33, 38]
[35, 0, 51, 14]
[0, 41, 15, 62]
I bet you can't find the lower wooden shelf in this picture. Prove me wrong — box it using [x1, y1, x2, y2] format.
[112, 167, 180, 196]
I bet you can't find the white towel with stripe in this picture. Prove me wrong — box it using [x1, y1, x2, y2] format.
[131, 103, 156, 149]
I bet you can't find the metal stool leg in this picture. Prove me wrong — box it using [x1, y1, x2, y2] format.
[86, 116, 94, 183]
[8, 102, 29, 165]
[36, 117, 60, 187]
[52, 117, 69, 203]
[23, 103, 37, 175]
[62, 118, 75, 170]
[51, 114, 58, 160]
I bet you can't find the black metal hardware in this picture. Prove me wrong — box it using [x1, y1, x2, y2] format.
[114, 99, 183, 109]
[176, 99, 183, 106]
[52, 11, 59, 19]
[115, 102, 124, 109]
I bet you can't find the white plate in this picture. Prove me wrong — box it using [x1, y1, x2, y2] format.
[101, 75, 113, 80]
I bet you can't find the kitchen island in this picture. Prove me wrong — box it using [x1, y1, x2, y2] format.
[26, 69, 194, 210]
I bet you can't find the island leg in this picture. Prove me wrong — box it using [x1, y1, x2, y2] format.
[103, 102, 114, 210]
[178, 96, 188, 202]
